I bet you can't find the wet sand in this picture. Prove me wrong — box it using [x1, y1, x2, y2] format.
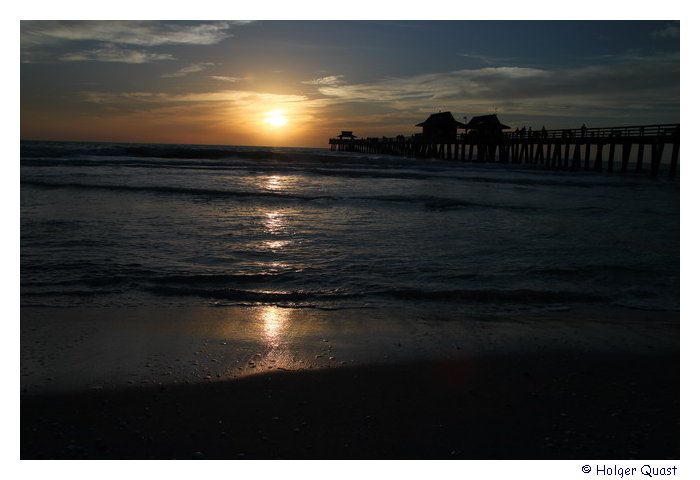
[20, 306, 679, 459]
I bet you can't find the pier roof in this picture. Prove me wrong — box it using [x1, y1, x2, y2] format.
[415, 112, 467, 128]
[465, 114, 510, 130]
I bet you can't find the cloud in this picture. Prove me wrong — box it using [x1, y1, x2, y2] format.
[652, 22, 680, 39]
[21, 21, 251, 64]
[82, 89, 315, 107]
[307, 55, 678, 115]
[71, 52, 679, 142]
[211, 76, 244, 83]
[58, 45, 175, 63]
[22, 21, 243, 47]
[311, 67, 549, 104]
[459, 53, 494, 67]
[79, 88, 331, 123]
[302, 75, 345, 86]
[77, 86, 337, 144]
[162, 63, 215, 78]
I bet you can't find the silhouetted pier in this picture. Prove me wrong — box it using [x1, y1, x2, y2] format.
[329, 123, 680, 178]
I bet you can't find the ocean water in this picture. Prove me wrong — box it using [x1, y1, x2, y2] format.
[20, 141, 679, 316]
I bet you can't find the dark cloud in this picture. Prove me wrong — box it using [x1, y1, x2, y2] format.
[21, 21, 243, 47]
[21, 21, 252, 64]
[162, 63, 216, 78]
[58, 45, 175, 64]
[308, 53, 679, 123]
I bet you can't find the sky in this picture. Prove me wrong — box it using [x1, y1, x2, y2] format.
[20, 20, 680, 147]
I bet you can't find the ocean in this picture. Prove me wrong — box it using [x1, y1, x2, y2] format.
[20, 140, 679, 317]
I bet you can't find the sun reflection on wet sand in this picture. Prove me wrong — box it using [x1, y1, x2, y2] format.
[225, 306, 301, 377]
[260, 305, 291, 348]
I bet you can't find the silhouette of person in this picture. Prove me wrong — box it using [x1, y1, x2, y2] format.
[541, 126, 547, 138]
[581, 123, 587, 137]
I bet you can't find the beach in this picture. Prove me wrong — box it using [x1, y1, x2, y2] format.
[21, 305, 679, 459]
[20, 141, 680, 459]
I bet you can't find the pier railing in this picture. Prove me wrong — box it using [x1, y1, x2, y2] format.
[503, 124, 680, 140]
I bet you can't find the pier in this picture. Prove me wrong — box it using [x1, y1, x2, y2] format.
[329, 122, 680, 178]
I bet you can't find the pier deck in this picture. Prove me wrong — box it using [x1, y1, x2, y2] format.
[329, 124, 680, 177]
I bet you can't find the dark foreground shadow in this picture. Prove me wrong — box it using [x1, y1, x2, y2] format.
[21, 352, 679, 459]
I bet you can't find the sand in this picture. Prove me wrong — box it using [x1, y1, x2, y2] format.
[20, 305, 679, 459]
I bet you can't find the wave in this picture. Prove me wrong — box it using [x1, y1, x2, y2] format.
[148, 285, 358, 304]
[21, 141, 678, 191]
[147, 284, 609, 305]
[20, 141, 391, 166]
[21, 157, 441, 183]
[23, 273, 611, 305]
[22, 277, 677, 312]
[22, 156, 671, 190]
[20, 157, 242, 170]
[20, 141, 270, 160]
[20, 151, 450, 183]
[152, 272, 299, 285]
[376, 288, 609, 304]
[22, 270, 300, 290]
[21, 179, 540, 211]
[521, 264, 663, 278]
[21, 288, 124, 297]
[20, 179, 323, 201]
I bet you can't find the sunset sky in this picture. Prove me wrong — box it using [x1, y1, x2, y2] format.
[20, 20, 680, 147]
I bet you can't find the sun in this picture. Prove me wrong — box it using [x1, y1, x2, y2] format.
[264, 109, 288, 127]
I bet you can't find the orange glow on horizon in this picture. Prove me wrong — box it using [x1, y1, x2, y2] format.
[20, 87, 337, 148]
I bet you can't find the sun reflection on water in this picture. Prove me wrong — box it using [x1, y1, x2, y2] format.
[263, 239, 290, 250]
[263, 211, 284, 235]
[265, 175, 282, 191]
